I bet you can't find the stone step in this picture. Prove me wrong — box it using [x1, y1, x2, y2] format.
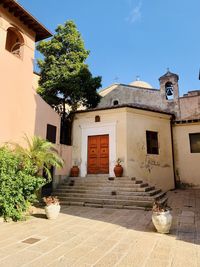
[56, 185, 155, 193]
[59, 197, 154, 207]
[67, 177, 144, 184]
[60, 201, 149, 210]
[69, 176, 135, 180]
[67, 177, 144, 183]
[157, 195, 168, 205]
[58, 182, 149, 189]
[54, 176, 167, 210]
[55, 188, 161, 196]
[56, 191, 165, 201]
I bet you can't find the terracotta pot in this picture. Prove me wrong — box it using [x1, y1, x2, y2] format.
[114, 164, 123, 177]
[45, 204, 60, 220]
[70, 166, 79, 177]
[152, 210, 172, 234]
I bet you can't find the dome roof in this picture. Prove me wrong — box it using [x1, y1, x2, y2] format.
[129, 80, 153, 89]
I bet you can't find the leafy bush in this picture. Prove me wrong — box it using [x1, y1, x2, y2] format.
[0, 136, 63, 221]
[0, 147, 45, 221]
[14, 135, 64, 180]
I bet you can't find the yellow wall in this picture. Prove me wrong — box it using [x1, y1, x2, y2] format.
[126, 108, 174, 191]
[173, 123, 200, 187]
[72, 108, 127, 167]
[73, 107, 174, 191]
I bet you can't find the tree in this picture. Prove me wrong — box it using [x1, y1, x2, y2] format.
[36, 21, 102, 144]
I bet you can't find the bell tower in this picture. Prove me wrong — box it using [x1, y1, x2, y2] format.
[159, 69, 179, 101]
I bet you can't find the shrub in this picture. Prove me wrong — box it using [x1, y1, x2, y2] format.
[0, 147, 45, 221]
[14, 136, 64, 180]
[0, 137, 63, 221]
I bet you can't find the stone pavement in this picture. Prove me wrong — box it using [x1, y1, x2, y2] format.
[0, 189, 200, 267]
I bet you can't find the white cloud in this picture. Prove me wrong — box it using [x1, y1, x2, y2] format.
[126, 1, 142, 24]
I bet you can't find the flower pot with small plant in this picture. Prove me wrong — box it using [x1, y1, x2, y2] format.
[152, 201, 172, 234]
[43, 196, 60, 220]
[70, 160, 79, 177]
[114, 158, 123, 177]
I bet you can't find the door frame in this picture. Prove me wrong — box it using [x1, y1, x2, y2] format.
[80, 122, 116, 177]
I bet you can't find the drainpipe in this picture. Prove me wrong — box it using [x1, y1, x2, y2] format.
[170, 115, 177, 188]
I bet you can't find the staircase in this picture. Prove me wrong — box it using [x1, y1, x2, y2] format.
[54, 176, 168, 210]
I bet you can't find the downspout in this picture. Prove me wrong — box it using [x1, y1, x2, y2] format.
[170, 115, 177, 188]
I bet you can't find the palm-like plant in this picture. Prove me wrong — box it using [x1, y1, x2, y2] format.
[14, 136, 64, 180]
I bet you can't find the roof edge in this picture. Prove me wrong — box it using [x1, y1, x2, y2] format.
[74, 104, 174, 117]
[1, 0, 52, 41]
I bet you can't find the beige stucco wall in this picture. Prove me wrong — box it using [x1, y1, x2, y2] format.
[173, 123, 200, 187]
[0, 7, 71, 179]
[72, 108, 127, 174]
[179, 95, 200, 120]
[98, 84, 179, 118]
[126, 108, 174, 191]
[72, 107, 174, 191]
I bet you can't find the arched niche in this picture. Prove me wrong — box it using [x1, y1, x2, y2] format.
[165, 81, 174, 100]
[5, 27, 24, 58]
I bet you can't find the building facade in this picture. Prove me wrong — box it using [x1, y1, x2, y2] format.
[72, 71, 200, 190]
[0, 0, 72, 188]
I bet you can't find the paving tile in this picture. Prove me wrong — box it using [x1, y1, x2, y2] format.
[0, 189, 199, 267]
[0, 249, 41, 267]
[144, 259, 170, 267]
[179, 216, 195, 224]
[93, 252, 125, 267]
[181, 211, 195, 217]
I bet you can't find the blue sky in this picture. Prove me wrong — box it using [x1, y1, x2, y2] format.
[19, 0, 200, 95]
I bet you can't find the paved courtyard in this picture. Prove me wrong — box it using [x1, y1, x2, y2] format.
[0, 189, 200, 267]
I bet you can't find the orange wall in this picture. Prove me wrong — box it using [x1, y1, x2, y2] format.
[0, 7, 71, 177]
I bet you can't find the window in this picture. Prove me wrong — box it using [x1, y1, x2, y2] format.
[95, 115, 100, 122]
[189, 133, 200, 153]
[5, 27, 24, 58]
[46, 124, 57, 143]
[113, 100, 119, 106]
[146, 131, 159, 154]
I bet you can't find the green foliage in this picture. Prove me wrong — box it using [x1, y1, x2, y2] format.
[0, 136, 64, 221]
[0, 147, 44, 221]
[14, 136, 64, 180]
[36, 20, 101, 113]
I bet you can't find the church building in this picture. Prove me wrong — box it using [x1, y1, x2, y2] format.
[72, 71, 200, 191]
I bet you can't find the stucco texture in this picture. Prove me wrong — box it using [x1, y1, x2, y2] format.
[0, 7, 71, 178]
[173, 123, 200, 187]
[72, 107, 174, 191]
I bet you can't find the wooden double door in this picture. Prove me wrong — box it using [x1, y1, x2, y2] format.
[87, 135, 109, 174]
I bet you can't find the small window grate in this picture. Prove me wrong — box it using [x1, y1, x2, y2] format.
[113, 100, 119, 106]
[95, 115, 100, 122]
[146, 131, 159, 155]
[189, 133, 200, 153]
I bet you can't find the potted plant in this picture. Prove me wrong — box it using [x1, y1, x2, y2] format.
[152, 201, 172, 234]
[114, 158, 123, 177]
[43, 196, 60, 220]
[70, 160, 79, 177]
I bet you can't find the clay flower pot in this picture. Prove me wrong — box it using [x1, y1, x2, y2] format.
[114, 164, 123, 177]
[70, 166, 79, 177]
